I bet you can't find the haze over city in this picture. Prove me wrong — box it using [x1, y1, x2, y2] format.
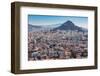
[28, 15, 88, 29]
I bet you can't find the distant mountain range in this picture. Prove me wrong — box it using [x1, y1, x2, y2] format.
[28, 24, 42, 32]
[53, 20, 87, 32]
[28, 20, 87, 32]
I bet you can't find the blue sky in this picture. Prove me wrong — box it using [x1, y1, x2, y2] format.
[28, 15, 88, 28]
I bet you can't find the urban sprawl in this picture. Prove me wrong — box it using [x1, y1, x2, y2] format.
[28, 30, 88, 61]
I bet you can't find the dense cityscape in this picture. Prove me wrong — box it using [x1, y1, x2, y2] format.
[28, 29, 88, 61]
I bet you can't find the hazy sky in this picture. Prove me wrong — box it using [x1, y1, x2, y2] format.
[28, 15, 88, 28]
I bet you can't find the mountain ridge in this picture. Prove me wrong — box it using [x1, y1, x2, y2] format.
[28, 20, 87, 32]
[53, 20, 87, 32]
